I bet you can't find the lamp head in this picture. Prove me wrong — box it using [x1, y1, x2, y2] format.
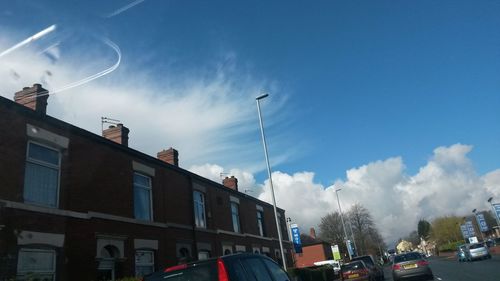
[472, 208, 477, 213]
[488, 197, 493, 203]
[256, 93, 269, 100]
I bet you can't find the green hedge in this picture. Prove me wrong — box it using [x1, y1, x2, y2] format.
[287, 266, 336, 281]
[438, 241, 463, 252]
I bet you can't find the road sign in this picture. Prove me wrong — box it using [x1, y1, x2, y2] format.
[465, 221, 476, 237]
[290, 224, 302, 253]
[331, 244, 341, 260]
[475, 213, 489, 232]
[494, 203, 500, 222]
[460, 224, 469, 238]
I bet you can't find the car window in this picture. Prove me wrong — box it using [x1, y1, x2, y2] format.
[341, 262, 364, 272]
[352, 256, 374, 267]
[262, 259, 290, 281]
[241, 258, 273, 281]
[469, 244, 484, 249]
[226, 259, 251, 281]
[160, 263, 218, 281]
[394, 253, 421, 263]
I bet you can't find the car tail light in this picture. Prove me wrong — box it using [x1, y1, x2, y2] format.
[217, 258, 230, 281]
[417, 260, 429, 266]
[165, 263, 188, 272]
[392, 264, 401, 270]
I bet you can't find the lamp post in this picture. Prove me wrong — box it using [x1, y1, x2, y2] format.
[488, 197, 500, 236]
[256, 93, 287, 270]
[335, 187, 351, 260]
[472, 209, 485, 241]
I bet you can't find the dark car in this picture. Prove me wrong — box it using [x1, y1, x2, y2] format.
[340, 260, 371, 281]
[391, 252, 433, 281]
[350, 255, 384, 281]
[143, 253, 291, 281]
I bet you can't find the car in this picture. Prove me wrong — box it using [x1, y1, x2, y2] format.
[143, 253, 291, 281]
[313, 259, 342, 273]
[350, 255, 384, 281]
[391, 252, 433, 281]
[457, 244, 467, 262]
[464, 243, 492, 261]
[340, 260, 371, 281]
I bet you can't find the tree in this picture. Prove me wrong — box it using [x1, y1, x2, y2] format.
[429, 216, 463, 245]
[405, 230, 420, 246]
[347, 203, 385, 256]
[318, 212, 347, 254]
[417, 219, 431, 240]
[300, 233, 318, 245]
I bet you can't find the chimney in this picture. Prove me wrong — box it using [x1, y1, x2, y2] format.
[102, 123, 130, 146]
[14, 84, 49, 114]
[223, 176, 238, 191]
[309, 227, 317, 239]
[157, 147, 179, 166]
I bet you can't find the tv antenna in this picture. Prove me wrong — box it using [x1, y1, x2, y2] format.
[101, 117, 121, 132]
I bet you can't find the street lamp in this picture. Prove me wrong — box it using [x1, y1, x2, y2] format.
[335, 187, 352, 260]
[472, 209, 485, 241]
[256, 93, 287, 270]
[488, 197, 500, 227]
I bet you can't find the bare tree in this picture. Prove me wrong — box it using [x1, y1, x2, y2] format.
[318, 212, 347, 254]
[347, 203, 385, 256]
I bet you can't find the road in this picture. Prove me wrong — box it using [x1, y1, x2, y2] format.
[382, 255, 500, 281]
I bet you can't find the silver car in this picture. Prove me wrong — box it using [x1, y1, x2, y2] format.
[392, 252, 434, 281]
[465, 243, 492, 261]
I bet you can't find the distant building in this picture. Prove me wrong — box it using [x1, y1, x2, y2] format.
[0, 84, 292, 280]
[294, 241, 334, 268]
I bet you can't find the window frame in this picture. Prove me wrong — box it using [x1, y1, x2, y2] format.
[17, 248, 56, 281]
[133, 172, 153, 221]
[24, 141, 61, 208]
[193, 190, 206, 228]
[231, 201, 241, 233]
[134, 249, 155, 277]
[257, 210, 265, 236]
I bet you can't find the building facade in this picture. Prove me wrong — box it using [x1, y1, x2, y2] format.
[0, 84, 292, 280]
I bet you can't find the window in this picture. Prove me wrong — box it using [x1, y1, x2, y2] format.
[257, 211, 266, 236]
[23, 142, 60, 208]
[135, 250, 154, 277]
[17, 248, 56, 281]
[193, 191, 206, 228]
[198, 250, 210, 260]
[134, 172, 152, 221]
[241, 258, 273, 281]
[231, 202, 241, 233]
[263, 259, 290, 281]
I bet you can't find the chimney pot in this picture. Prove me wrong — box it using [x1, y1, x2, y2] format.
[223, 176, 238, 191]
[14, 84, 49, 114]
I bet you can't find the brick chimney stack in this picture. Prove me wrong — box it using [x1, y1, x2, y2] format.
[102, 123, 130, 146]
[309, 227, 317, 239]
[157, 148, 179, 166]
[14, 84, 49, 114]
[223, 176, 238, 191]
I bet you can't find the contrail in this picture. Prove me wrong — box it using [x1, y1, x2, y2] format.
[0, 25, 56, 58]
[105, 0, 145, 18]
[52, 38, 121, 94]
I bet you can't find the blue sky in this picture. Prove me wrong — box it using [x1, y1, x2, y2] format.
[2, 0, 500, 244]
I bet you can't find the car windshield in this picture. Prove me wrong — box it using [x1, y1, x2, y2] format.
[352, 256, 374, 267]
[394, 253, 422, 263]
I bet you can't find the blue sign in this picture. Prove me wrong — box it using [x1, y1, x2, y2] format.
[494, 203, 500, 222]
[475, 213, 489, 232]
[290, 224, 302, 253]
[460, 224, 469, 239]
[465, 221, 476, 237]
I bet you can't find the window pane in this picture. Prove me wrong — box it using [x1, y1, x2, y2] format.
[134, 187, 151, 220]
[28, 143, 59, 166]
[18, 250, 55, 272]
[194, 191, 205, 228]
[134, 173, 151, 187]
[24, 162, 58, 207]
[241, 258, 273, 281]
[231, 203, 240, 233]
[263, 259, 289, 281]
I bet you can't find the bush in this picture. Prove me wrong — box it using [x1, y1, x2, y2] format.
[438, 241, 463, 252]
[287, 265, 335, 281]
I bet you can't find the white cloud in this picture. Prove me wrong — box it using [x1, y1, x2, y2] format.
[258, 144, 499, 245]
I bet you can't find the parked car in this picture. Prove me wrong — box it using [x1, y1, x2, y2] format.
[457, 244, 467, 262]
[391, 252, 433, 281]
[350, 255, 384, 281]
[143, 253, 291, 281]
[340, 260, 371, 281]
[313, 259, 341, 274]
[464, 243, 492, 261]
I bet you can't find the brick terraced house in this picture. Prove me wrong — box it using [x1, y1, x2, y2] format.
[0, 84, 292, 280]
